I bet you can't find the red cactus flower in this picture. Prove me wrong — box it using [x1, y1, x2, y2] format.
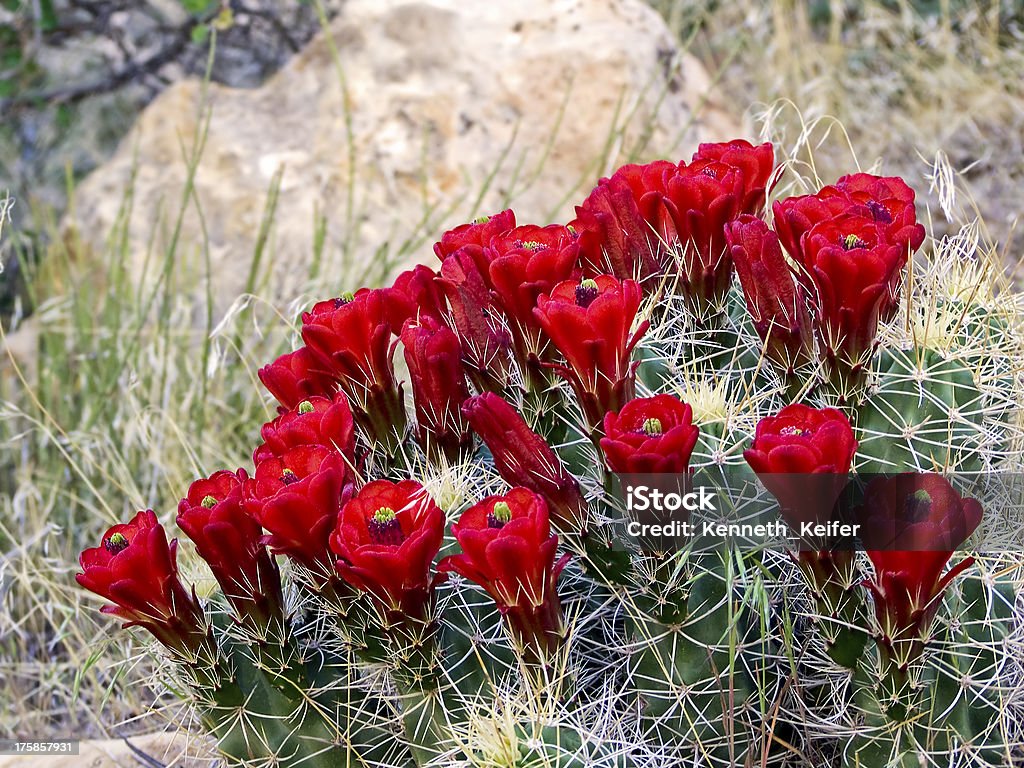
[330, 479, 445, 617]
[485, 224, 582, 373]
[300, 288, 407, 453]
[77, 510, 209, 656]
[857, 473, 982, 669]
[177, 469, 283, 628]
[462, 393, 589, 532]
[401, 316, 472, 464]
[244, 444, 352, 576]
[725, 216, 814, 375]
[802, 213, 904, 384]
[773, 175, 925, 326]
[533, 275, 648, 431]
[254, 393, 356, 465]
[438, 488, 570, 658]
[744, 404, 857, 538]
[771, 188, 856, 271]
[835, 173, 925, 253]
[600, 395, 699, 475]
[571, 160, 675, 289]
[258, 347, 338, 414]
[433, 210, 516, 263]
[437, 248, 514, 394]
[691, 139, 776, 216]
[652, 159, 744, 314]
[384, 264, 446, 331]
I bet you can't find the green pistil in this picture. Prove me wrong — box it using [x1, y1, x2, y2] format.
[842, 233, 867, 250]
[905, 489, 933, 521]
[280, 468, 299, 485]
[298, 400, 315, 414]
[520, 240, 545, 251]
[104, 532, 129, 554]
[473, 215, 491, 224]
[488, 501, 513, 528]
[575, 278, 600, 308]
[373, 507, 397, 524]
[201, 495, 218, 509]
[780, 425, 813, 437]
[642, 417, 663, 436]
[335, 291, 355, 307]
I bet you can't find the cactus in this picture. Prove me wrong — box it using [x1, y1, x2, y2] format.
[75, 140, 1024, 767]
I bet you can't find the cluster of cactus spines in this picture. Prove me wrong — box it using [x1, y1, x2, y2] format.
[76, 138, 1024, 767]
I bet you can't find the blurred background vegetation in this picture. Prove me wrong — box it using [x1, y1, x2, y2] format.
[0, 0, 1022, 752]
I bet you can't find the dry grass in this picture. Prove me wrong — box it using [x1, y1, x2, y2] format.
[653, 0, 1024, 266]
[0, 0, 1022, 750]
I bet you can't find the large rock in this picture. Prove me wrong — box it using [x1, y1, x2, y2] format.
[68, 0, 741, 312]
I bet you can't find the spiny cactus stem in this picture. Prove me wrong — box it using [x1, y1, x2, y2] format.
[397, 685, 452, 767]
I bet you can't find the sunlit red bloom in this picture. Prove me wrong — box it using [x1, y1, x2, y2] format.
[436, 249, 514, 393]
[462, 393, 588, 532]
[244, 444, 351, 575]
[725, 216, 813, 375]
[485, 224, 582, 369]
[802, 213, 904, 379]
[433, 210, 516, 263]
[301, 289, 406, 452]
[384, 264, 446, 331]
[857, 473, 982, 668]
[177, 470, 283, 628]
[438, 488, 570, 657]
[600, 395, 699, 475]
[258, 347, 338, 414]
[254, 393, 356, 465]
[401, 316, 472, 464]
[744, 404, 857, 537]
[329, 479, 445, 617]
[691, 139, 775, 216]
[77, 510, 208, 656]
[571, 160, 675, 289]
[533, 275, 647, 431]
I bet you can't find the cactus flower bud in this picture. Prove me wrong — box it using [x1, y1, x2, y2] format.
[725, 216, 814, 377]
[401, 315, 473, 465]
[462, 393, 588, 532]
[330, 479, 445, 617]
[439, 489, 571, 659]
[77, 511, 209, 657]
[436, 248, 514, 394]
[533, 274, 648, 432]
[178, 469, 284, 629]
[600, 395, 699, 475]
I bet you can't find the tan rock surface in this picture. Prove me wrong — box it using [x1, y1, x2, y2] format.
[67, 0, 742, 314]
